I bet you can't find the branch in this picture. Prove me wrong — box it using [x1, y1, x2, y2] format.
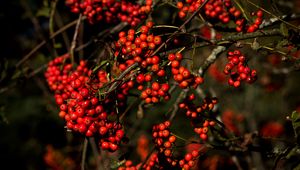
[16, 17, 86, 68]
[150, 0, 210, 56]
[198, 46, 226, 76]
[220, 29, 283, 42]
[259, 14, 300, 28]
[70, 14, 83, 65]
[81, 138, 88, 170]
[246, 0, 300, 30]
[99, 63, 139, 95]
[89, 137, 103, 170]
[49, 0, 59, 57]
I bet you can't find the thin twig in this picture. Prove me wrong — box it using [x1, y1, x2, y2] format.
[70, 14, 83, 65]
[150, 0, 210, 56]
[49, 0, 58, 37]
[49, 0, 59, 57]
[54, 11, 71, 49]
[81, 138, 88, 170]
[89, 137, 103, 170]
[246, 0, 300, 30]
[16, 17, 86, 68]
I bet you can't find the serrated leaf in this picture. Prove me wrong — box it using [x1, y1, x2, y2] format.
[36, 7, 50, 17]
[280, 23, 289, 37]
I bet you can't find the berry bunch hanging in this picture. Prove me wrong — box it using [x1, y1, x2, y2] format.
[178, 150, 199, 170]
[177, 0, 263, 33]
[151, 121, 202, 169]
[114, 22, 173, 104]
[45, 54, 129, 152]
[168, 53, 204, 89]
[114, 22, 205, 104]
[65, 0, 153, 26]
[223, 50, 257, 88]
[179, 94, 217, 141]
[118, 153, 159, 170]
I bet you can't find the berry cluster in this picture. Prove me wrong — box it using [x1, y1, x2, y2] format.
[179, 94, 217, 141]
[152, 121, 201, 169]
[152, 121, 176, 157]
[177, 0, 263, 32]
[235, 8, 263, 33]
[152, 121, 181, 168]
[168, 53, 204, 89]
[118, 120, 202, 169]
[178, 150, 199, 170]
[223, 50, 257, 88]
[140, 82, 171, 104]
[115, 22, 173, 104]
[118, 153, 158, 170]
[115, 22, 161, 71]
[45, 54, 128, 152]
[66, 0, 152, 26]
[114, 22, 206, 104]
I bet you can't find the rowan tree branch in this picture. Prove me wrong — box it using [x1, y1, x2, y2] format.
[198, 46, 226, 76]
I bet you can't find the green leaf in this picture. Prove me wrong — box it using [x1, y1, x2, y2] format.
[291, 111, 300, 144]
[280, 23, 289, 37]
[276, 39, 289, 49]
[294, 163, 300, 170]
[110, 159, 126, 169]
[286, 146, 300, 160]
[54, 43, 62, 49]
[36, 7, 50, 17]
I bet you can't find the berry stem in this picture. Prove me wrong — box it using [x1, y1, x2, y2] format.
[232, 0, 251, 22]
[171, 132, 188, 142]
[150, 0, 210, 57]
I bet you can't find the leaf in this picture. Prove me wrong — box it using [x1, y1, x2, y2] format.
[0, 106, 9, 125]
[291, 111, 300, 144]
[294, 163, 300, 170]
[54, 43, 62, 49]
[36, 7, 50, 17]
[280, 23, 289, 37]
[276, 39, 289, 49]
[110, 159, 126, 169]
[251, 39, 261, 51]
[286, 146, 300, 159]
